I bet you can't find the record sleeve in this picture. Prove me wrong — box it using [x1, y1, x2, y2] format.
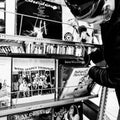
[12, 58, 56, 105]
[58, 67, 95, 100]
[17, 0, 62, 39]
[8, 108, 52, 120]
[53, 102, 82, 120]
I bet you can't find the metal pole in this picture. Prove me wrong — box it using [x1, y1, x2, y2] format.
[97, 87, 108, 120]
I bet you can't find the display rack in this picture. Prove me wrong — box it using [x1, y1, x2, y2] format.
[0, 94, 98, 117]
[0, 4, 103, 119]
[0, 33, 100, 119]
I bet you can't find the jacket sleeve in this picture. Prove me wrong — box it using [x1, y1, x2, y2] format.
[88, 66, 117, 88]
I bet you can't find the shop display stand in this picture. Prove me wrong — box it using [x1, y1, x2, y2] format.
[0, 33, 99, 119]
[0, 9, 103, 120]
[0, 34, 109, 119]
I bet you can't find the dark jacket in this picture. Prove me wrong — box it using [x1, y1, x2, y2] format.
[89, 0, 120, 86]
[101, 0, 120, 79]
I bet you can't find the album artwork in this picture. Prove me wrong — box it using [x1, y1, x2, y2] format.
[0, 57, 11, 108]
[17, 0, 62, 39]
[8, 108, 52, 120]
[58, 67, 95, 100]
[53, 102, 82, 120]
[11, 58, 55, 105]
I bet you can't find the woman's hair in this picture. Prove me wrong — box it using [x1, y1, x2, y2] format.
[67, 104, 79, 119]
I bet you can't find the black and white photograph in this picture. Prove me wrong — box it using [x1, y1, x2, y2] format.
[11, 58, 55, 105]
[0, 0, 120, 120]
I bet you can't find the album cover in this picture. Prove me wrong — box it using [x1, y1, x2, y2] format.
[53, 102, 82, 120]
[0, 57, 11, 108]
[11, 58, 55, 105]
[58, 67, 95, 100]
[17, 0, 62, 39]
[8, 108, 52, 120]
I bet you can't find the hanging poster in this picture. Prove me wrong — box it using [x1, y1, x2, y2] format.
[16, 0, 62, 39]
[0, 57, 11, 108]
[12, 58, 55, 105]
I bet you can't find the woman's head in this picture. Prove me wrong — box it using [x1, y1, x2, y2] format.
[69, 105, 78, 116]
